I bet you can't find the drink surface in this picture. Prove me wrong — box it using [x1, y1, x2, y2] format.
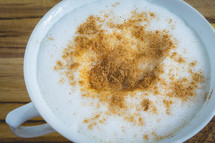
[37, 0, 209, 142]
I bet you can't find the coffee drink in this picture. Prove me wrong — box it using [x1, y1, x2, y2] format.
[37, 0, 209, 142]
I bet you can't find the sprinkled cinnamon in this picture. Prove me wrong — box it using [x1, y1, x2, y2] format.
[177, 56, 186, 63]
[163, 100, 173, 115]
[112, 2, 120, 7]
[54, 9, 205, 130]
[143, 134, 149, 140]
[141, 99, 151, 111]
[83, 114, 101, 129]
[189, 61, 197, 67]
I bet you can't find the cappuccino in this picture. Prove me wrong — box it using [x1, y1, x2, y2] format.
[37, 0, 209, 142]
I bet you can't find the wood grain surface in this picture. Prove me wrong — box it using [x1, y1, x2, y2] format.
[0, 0, 214, 142]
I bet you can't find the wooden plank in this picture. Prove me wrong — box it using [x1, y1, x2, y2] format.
[0, 0, 61, 19]
[0, 90, 30, 102]
[0, 18, 39, 35]
[185, 0, 215, 22]
[0, 77, 30, 102]
[0, 48, 25, 55]
[0, 77, 26, 91]
[0, 58, 29, 102]
[0, 58, 23, 77]
[0, 0, 60, 50]
[0, 122, 69, 142]
[0, 18, 40, 49]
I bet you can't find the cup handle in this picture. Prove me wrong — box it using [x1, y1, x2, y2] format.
[6, 102, 55, 138]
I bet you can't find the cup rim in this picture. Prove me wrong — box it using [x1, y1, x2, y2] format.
[23, 0, 215, 142]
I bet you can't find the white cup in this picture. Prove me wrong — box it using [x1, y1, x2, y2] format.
[6, 0, 215, 142]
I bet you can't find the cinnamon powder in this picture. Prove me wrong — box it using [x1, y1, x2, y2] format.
[55, 10, 205, 130]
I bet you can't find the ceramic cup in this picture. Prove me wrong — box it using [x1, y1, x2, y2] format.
[6, 0, 215, 142]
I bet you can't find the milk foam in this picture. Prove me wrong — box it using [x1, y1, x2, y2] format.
[37, 0, 209, 142]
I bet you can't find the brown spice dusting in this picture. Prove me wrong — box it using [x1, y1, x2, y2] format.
[170, 52, 177, 59]
[69, 63, 79, 70]
[149, 12, 155, 17]
[84, 114, 101, 129]
[163, 100, 173, 115]
[152, 106, 158, 114]
[138, 117, 144, 126]
[104, 14, 109, 18]
[69, 81, 76, 86]
[143, 134, 149, 140]
[171, 25, 175, 30]
[88, 122, 97, 130]
[56, 60, 63, 67]
[152, 132, 159, 140]
[189, 61, 197, 67]
[112, 2, 120, 7]
[79, 80, 84, 85]
[83, 119, 89, 124]
[59, 78, 64, 84]
[171, 54, 186, 64]
[99, 118, 106, 124]
[64, 11, 178, 122]
[124, 116, 135, 123]
[87, 24, 174, 93]
[177, 56, 186, 63]
[141, 99, 151, 111]
[77, 16, 100, 35]
[167, 72, 204, 101]
[169, 19, 172, 24]
[55, 9, 206, 131]
[53, 66, 57, 71]
[110, 94, 127, 108]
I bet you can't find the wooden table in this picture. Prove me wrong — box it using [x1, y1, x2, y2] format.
[0, 0, 214, 142]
